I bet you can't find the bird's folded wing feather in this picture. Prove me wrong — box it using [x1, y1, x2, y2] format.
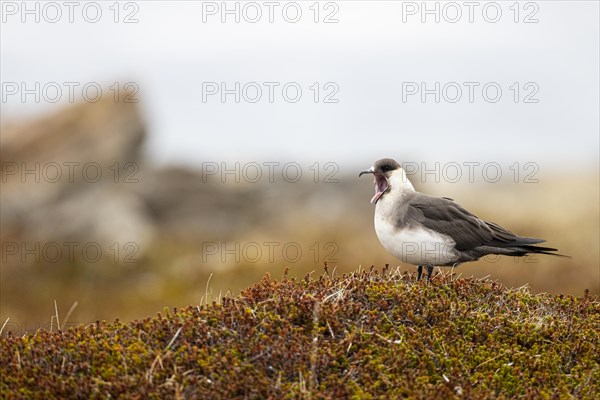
[404, 194, 519, 251]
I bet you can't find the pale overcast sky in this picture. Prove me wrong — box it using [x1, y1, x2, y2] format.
[2, 1, 598, 170]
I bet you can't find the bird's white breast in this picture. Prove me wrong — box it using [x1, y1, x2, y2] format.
[374, 196, 459, 266]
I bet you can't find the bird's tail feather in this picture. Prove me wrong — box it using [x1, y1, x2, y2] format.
[495, 234, 571, 258]
[515, 244, 571, 258]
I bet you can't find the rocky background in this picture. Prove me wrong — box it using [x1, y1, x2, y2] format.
[1, 96, 597, 331]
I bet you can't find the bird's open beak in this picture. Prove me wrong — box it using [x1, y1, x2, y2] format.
[359, 167, 390, 204]
[359, 167, 374, 177]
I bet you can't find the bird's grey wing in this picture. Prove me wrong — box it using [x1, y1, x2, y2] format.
[403, 194, 519, 251]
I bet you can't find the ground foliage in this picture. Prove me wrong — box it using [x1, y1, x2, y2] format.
[1, 267, 599, 399]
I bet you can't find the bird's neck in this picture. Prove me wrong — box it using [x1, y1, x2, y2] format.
[389, 169, 415, 192]
[376, 170, 415, 210]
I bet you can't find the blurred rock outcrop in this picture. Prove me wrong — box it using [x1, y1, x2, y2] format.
[1, 98, 156, 250]
[1, 98, 357, 262]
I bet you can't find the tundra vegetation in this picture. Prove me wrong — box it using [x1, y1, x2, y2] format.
[1, 267, 598, 399]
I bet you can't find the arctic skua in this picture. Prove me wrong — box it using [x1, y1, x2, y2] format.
[359, 158, 567, 281]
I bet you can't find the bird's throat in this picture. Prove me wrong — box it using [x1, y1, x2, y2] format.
[371, 174, 390, 204]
